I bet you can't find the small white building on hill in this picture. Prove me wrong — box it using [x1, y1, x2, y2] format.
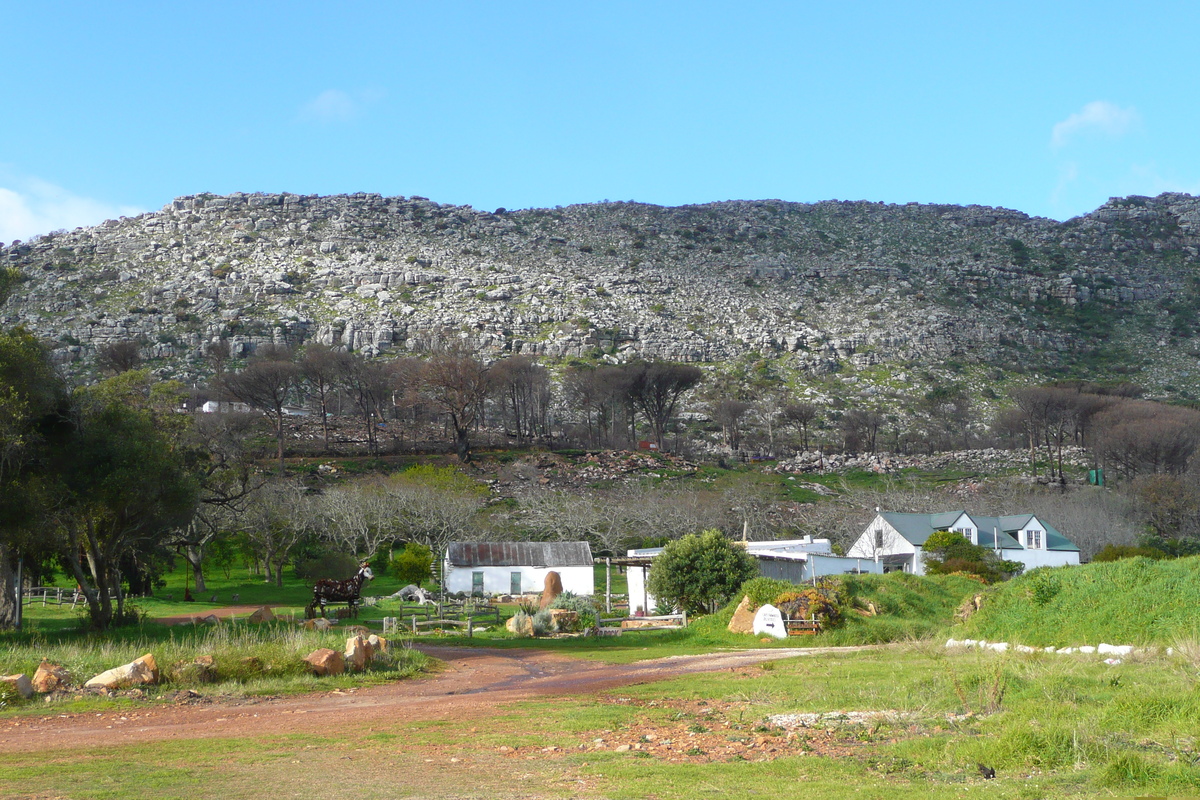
[443, 541, 594, 597]
[846, 511, 1081, 575]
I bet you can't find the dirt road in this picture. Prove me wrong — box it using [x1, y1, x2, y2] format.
[1, 644, 878, 754]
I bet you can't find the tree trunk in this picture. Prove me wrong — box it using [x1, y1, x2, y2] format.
[186, 543, 208, 594]
[0, 544, 17, 630]
[455, 426, 472, 463]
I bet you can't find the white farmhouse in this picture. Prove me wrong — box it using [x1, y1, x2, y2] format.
[443, 541, 594, 597]
[846, 511, 1081, 575]
[624, 537, 882, 614]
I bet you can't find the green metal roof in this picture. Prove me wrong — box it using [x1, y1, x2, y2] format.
[877, 511, 1078, 552]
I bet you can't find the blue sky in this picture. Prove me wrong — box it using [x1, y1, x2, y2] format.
[2, 2, 1197, 242]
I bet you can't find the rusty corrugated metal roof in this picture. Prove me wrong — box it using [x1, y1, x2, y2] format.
[447, 541, 593, 567]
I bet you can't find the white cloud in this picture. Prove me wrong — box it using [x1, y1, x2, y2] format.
[300, 89, 358, 123]
[1051, 101, 1140, 148]
[0, 175, 143, 244]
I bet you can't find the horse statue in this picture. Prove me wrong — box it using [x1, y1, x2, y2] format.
[307, 562, 374, 619]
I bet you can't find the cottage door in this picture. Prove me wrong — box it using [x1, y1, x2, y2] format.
[472, 571, 484, 595]
[510, 571, 522, 595]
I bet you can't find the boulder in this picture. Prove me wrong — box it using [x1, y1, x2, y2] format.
[247, 606, 275, 623]
[31, 661, 70, 693]
[303, 648, 345, 676]
[172, 659, 218, 685]
[196, 614, 221, 625]
[506, 614, 534, 636]
[367, 634, 389, 653]
[752, 604, 787, 639]
[84, 653, 159, 690]
[344, 635, 372, 671]
[1, 674, 34, 700]
[538, 571, 563, 610]
[303, 617, 335, 631]
[727, 596, 756, 634]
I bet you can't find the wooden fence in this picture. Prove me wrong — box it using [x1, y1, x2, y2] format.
[597, 612, 688, 635]
[380, 601, 502, 637]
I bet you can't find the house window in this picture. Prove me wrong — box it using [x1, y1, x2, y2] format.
[874, 529, 884, 548]
[1026, 529, 1042, 549]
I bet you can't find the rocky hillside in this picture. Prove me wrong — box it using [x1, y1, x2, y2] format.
[3, 191, 1200, 395]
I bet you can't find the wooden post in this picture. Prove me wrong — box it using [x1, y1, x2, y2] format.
[411, 615, 417, 634]
[681, 609, 687, 628]
[467, 612, 473, 639]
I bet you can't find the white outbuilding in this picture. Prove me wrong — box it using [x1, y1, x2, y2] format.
[443, 541, 594, 597]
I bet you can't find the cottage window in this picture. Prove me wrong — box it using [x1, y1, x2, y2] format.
[1026, 529, 1042, 549]
[874, 529, 884, 548]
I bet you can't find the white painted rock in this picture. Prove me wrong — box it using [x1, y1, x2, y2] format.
[752, 604, 787, 639]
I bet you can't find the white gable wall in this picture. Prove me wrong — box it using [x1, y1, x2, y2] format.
[444, 563, 593, 596]
[847, 515, 920, 573]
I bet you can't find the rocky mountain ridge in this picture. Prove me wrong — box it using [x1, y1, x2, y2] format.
[3, 191, 1200, 391]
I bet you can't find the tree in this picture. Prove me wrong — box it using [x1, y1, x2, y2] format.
[710, 399, 751, 450]
[52, 381, 198, 628]
[627, 362, 702, 451]
[420, 350, 491, 462]
[491, 355, 552, 445]
[240, 479, 313, 586]
[782, 402, 818, 452]
[0, 326, 69, 629]
[390, 542, 433, 585]
[382, 465, 488, 593]
[646, 529, 757, 615]
[169, 409, 265, 594]
[340, 352, 395, 454]
[95, 339, 144, 375]
[221, 345, 300, 472]
[300, 343, 351, 450]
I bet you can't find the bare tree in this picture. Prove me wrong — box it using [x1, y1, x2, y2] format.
[782, 402, 819, 452]
[300, 343, 351, 450]
[221, 345, 300, 472]
[710, 399, 752, 451]
[316, 477, 402, 558]
[240, 479, 313, 586]
[491, 355, 552, 446]
[420, 350, 491, 462]
[626, 362, 703, 451]
[381, 466, 488, 593]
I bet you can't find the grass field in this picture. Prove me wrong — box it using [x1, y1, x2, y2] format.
[3, 644, 1199, 798]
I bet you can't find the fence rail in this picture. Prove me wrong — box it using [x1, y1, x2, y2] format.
[18, 587, 117, 608]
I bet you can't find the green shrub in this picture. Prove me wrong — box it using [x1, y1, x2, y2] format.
[647, 530, 758, 615]
[390, 543, 433, 585]
[1093, 543, 1167, 562]
[531, 610, 555, 636]
[737, 577, 796, 609]
[550, 591, 597, 630]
